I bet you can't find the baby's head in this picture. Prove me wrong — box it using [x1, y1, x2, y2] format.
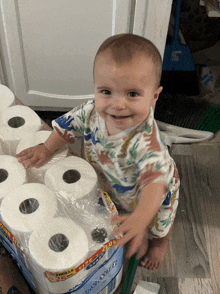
[93, 34, 163, 136]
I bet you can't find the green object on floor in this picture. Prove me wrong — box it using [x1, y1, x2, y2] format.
[196, 105, 220, 133]
[120, 253, 139, 294]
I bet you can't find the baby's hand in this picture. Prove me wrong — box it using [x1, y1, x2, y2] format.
[16, 144, 52, 169]
[111, 213, 149, 259]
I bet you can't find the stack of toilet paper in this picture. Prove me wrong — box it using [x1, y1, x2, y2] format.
[0, 179, 123, 294]
[0, 85, 123, 294]
[0, 155, 123, 294]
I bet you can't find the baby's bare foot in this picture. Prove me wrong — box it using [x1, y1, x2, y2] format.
[140, 238, 168, 270]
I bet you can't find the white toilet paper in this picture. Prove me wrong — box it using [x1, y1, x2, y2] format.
[0, 84, 15, 112]
[44, 156, 98, 203]
[16, 130, 69, 183]
[28, 218, 89, 293]
[0, 105, 42, 156]
[0, 142, 3, 155]
[0, 155, 27, 202]
[0, 183, 58, 239]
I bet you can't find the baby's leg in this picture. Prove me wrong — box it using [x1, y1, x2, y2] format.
[141, 226, 172, 270]
[141, 186, 179, 270]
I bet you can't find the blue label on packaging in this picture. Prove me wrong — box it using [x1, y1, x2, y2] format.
[63, 246, 123, 294]
[107, 275, 116, 294]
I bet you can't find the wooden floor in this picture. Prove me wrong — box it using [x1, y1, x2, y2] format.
[114, 131, 220, 294]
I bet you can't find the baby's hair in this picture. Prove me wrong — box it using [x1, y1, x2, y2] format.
[93, 33, 162, 87]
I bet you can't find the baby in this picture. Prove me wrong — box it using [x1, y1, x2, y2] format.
[17, 33, 180, 270]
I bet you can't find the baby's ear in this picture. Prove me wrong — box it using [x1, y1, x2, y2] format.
[156, 86, 163, 97]
[152, 86, 163, 104]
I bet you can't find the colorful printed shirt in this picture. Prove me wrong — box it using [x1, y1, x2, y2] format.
[52, 100, 180, 212]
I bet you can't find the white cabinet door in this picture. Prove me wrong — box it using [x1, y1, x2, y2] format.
[133, 0, 172, 60]
[0, 0, 172, 111]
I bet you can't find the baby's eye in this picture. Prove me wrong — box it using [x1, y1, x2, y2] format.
[128, 92, 138, 97]
[101, 90, 111, 95]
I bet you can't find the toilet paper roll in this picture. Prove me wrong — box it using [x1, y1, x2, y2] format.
[0, 105, 42, 156]
[0, 84, 15, 112]
[16, 130, 69, 183]
[0, 142, 3, 155]
[0, 155, 27, 202]
[28, 218, 89, 293]
[0, 183, 58, 240]
[44, 156, 98, 203]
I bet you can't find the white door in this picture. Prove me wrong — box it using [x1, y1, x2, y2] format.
[0, 0, 172, 111]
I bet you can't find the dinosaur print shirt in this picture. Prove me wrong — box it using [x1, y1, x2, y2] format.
[52, 100, 179, 212]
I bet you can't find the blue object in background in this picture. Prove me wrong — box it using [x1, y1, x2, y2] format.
[162, 0, 196, 72]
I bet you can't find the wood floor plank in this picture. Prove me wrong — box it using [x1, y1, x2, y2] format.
[178, 278, 214, 294]
[192, 144, 220, 294]
[173, 154, 211, 278]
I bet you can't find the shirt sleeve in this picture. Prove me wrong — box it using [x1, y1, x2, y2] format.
[52, 99, 95, 143]
[135, 120, 174, 192]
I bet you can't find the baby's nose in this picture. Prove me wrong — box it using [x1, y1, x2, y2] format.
[112, 96, 126, 110]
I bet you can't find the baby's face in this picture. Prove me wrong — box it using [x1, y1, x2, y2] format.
[94, 52, 162, 136]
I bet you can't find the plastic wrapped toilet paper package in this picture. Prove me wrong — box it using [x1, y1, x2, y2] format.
[0, 153, 123, 294]
[0, 89, 123, 294]
[0, 180, 123, 294]
[16, 130, 69, 183]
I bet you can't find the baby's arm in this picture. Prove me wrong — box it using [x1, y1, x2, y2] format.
[111, 182, 165, 259]
[16, 130, 67, 169]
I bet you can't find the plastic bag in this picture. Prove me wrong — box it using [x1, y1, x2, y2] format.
[0, 89, 123, 294]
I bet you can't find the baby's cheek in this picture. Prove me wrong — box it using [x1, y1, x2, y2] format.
[96, 106, 106, 118]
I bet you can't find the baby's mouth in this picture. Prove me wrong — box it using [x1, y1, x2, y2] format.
[111, 115, 130, 119]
